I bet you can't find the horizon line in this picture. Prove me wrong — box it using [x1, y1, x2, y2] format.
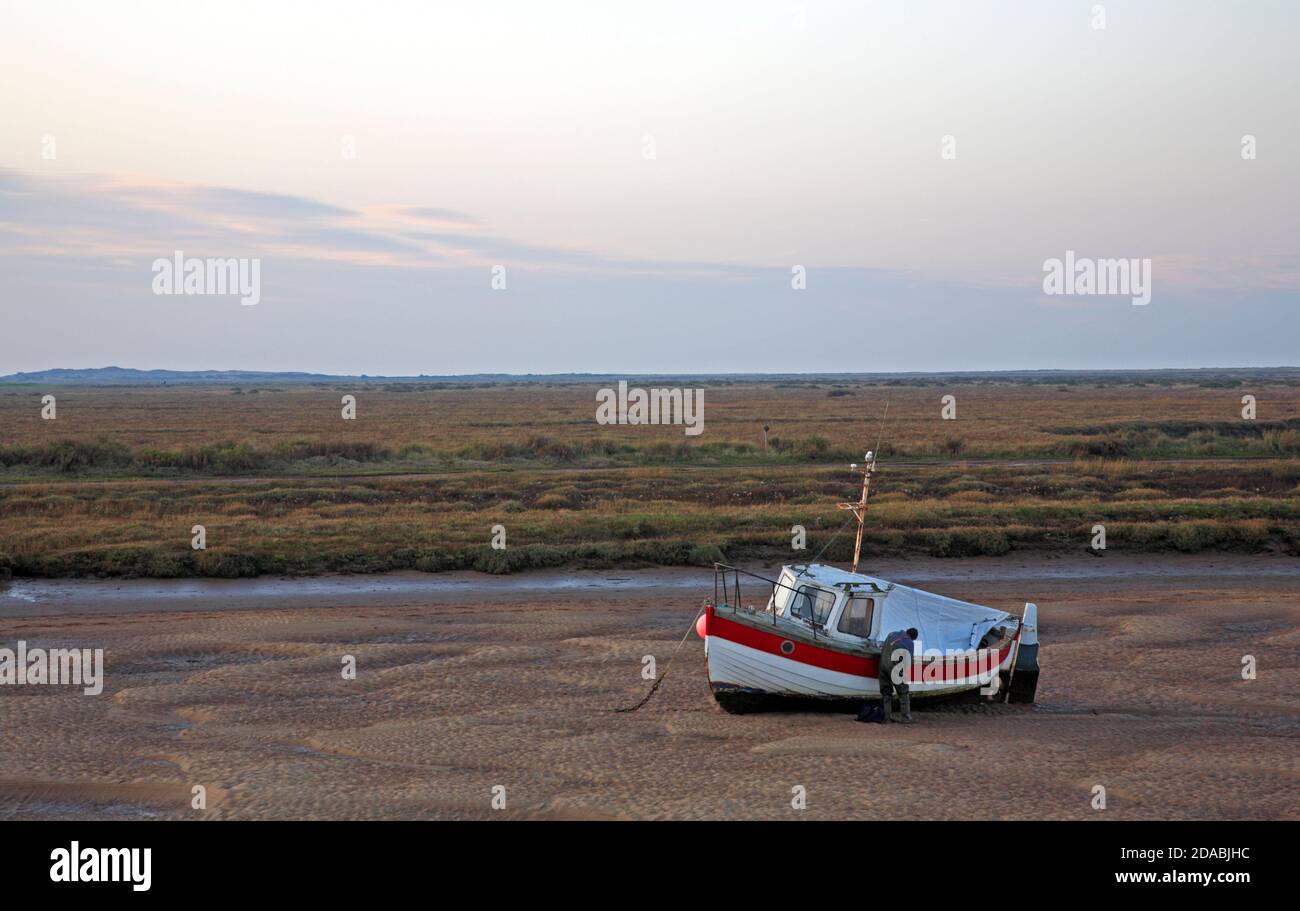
[5, 364, 1299, 384]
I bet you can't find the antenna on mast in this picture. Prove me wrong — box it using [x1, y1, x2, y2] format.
[837, 400, 889, 575]
[873, 400, 890, 461]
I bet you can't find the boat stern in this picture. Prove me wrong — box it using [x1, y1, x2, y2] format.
[1005, 602, 1040, 704]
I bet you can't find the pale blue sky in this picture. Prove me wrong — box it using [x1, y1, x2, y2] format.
[1, 1, 1297, 373]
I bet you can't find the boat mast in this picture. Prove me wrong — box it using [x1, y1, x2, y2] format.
[837, 451, 875, 575]
[837, 401, 888, 575]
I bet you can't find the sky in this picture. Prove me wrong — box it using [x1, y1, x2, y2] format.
[1, 0, 1297, 375]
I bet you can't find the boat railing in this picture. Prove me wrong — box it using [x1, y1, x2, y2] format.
[712, 562, 816, 638]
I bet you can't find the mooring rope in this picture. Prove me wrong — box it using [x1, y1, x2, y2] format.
[809, 513, 857, 564]
[614, 605, 706, 713]
[614, 516, 859, 712]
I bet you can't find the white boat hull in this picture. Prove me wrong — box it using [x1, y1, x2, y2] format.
[704, 605, 1020, 702]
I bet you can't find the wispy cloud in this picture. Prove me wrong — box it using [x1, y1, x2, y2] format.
[397, 206, 478, 225]
[3, 169, 1296, 296]
[0, 169, 790, 278]
[2, 168, 1297, 376]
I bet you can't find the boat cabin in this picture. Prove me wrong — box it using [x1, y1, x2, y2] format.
[767, 563, 894, 646]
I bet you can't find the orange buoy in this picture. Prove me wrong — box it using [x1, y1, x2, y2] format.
[695, 611, 709, 639]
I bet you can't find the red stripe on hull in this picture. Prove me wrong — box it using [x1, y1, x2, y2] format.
[709, 610, 877, 677]
[708, 606, 1015, 683]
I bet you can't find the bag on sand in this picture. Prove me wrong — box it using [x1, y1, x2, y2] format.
[855, 703, 886, 724]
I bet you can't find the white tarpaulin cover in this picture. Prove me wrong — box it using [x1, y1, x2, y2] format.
[876, 584, 1010, 653]
[786, 564, 1010, 652]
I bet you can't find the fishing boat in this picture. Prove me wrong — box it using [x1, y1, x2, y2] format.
[696, 451, 1040, 712]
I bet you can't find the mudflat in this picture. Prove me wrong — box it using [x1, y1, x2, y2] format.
[1, 554, 1296, 820]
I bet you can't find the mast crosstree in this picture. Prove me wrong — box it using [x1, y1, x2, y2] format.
[836, 452, 875, 575]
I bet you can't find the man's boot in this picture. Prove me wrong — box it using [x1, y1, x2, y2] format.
[879, 689, 891, 722]
[899, 690, 914, 723]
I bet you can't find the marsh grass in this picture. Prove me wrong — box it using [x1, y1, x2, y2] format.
[1, 380, 1297, 576]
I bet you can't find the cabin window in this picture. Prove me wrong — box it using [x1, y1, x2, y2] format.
[772, 579, 796, 614]
[837, 596, 875, 638]
[790, 585, 835, 625]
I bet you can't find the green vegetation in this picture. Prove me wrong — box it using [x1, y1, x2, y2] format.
[2, 461, 1296, 578]
[3, 417, 1298, 480]
[1, 378, 1296, 577]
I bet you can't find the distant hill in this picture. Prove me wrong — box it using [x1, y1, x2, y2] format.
[0, 367, 555, 385]
[1, 365, 1298, 386]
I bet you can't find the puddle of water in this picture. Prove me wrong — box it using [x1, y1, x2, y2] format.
[1, 555, 1295, 618]
[2, 570, 702, 604]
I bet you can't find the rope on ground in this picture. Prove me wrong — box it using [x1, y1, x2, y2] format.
[615, 517, 856, 712]
[613, 605, 705, 713]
